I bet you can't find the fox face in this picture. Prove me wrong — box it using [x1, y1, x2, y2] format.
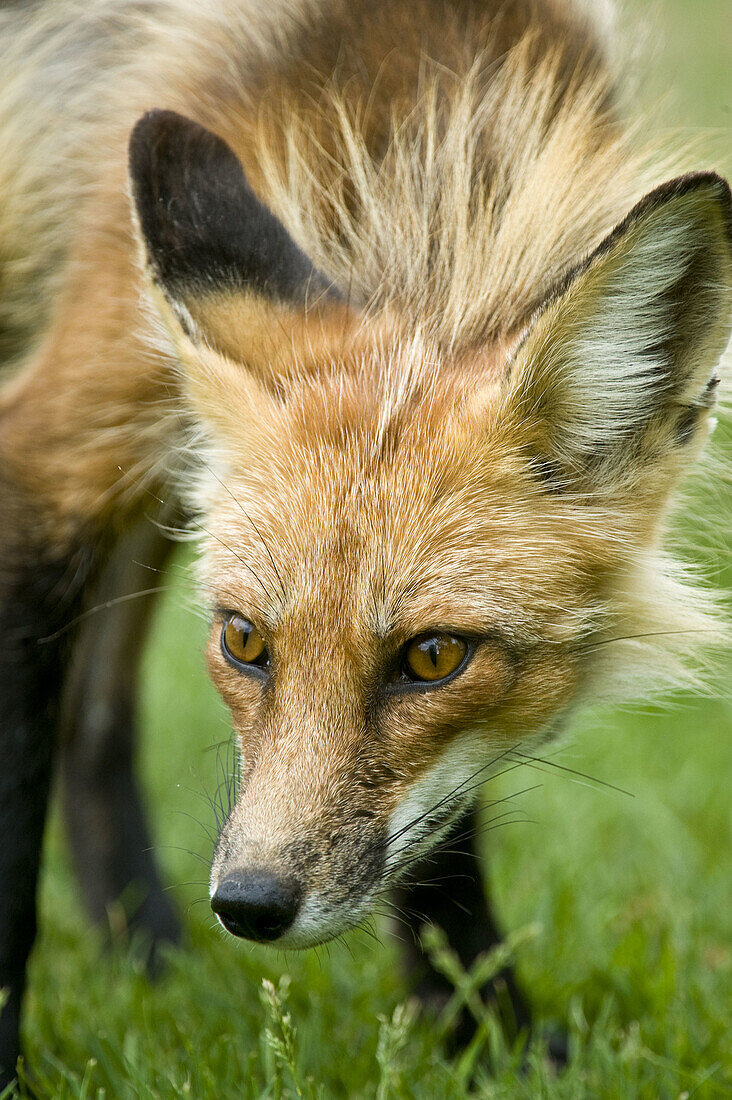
[130, 111, 732, 947]
[197, 341, 592, 945]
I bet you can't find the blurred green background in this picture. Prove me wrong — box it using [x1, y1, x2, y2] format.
[20, 2, 732, 1097]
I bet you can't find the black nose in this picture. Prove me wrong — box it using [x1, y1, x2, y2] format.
[211, 870, 301, 942]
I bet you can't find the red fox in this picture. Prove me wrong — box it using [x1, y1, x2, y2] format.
[0, 0, 730, 1086]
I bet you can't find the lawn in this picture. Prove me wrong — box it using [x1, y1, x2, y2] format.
[10, 1, 732, 1097]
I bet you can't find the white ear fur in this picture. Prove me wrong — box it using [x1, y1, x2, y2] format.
[506, 173, 732, 483]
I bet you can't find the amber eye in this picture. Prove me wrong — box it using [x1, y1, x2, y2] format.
[222, 614, 268, 669]
[403, 633, 468, 683]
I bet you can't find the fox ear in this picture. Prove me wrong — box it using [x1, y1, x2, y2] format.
[128, 109, 341, 352]
[505, 172, 732, 488]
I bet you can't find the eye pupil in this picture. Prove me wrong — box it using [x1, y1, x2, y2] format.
[404, 633, 467, 684]
[222, 614, 267, 667]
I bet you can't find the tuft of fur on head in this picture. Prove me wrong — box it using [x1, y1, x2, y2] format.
[255, 47, 682, 354]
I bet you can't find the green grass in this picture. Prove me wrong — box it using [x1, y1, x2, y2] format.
[18, 596, 732, 1099]
[11, 2, 732, 1097]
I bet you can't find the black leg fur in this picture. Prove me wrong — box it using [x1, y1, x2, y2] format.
[390, 807, 531, 1053]
[0, 536, 95, 1090]
[59, 520, 179, 960]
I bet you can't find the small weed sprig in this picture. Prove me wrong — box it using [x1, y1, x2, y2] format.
[260, 977, 321, 1100]
[375, 1002, 418, 1100]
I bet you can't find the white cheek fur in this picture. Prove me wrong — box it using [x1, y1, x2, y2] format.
[384, 732, 495, 873]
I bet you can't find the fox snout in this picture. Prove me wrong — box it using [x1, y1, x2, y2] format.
[207, 702, 497, 947]
[209, 759, 389, 947]
[210, 840, 383, 948]
[210, 833, 387, 948]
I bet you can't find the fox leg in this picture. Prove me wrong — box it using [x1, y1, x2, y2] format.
[59, 517, 180, 959]
[0, 526, 97, 1089]
[0, 181, 180, 1085]
[390, 806, 532, 1050]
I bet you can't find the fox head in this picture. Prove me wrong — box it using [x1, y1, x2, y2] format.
[129, 110, 732, 947]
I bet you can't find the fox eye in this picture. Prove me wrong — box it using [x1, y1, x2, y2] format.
[222, 614, 268, 671]
[403, 633, 468, 684]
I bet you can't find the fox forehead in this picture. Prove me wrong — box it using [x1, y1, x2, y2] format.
[194, 340, 605, 644]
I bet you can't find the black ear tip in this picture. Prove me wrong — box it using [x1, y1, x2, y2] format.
[661, 171, 732, 242]
[704, 172, 732, 242]
[692, 171, 732, 248]
[599, 170, 732, 265]
[130, 108, 207, 141]
[128, 108, 245, 262]
[128, 107, 342, 307]
[129, 109, 209, 177]
[685, 170, 732, 209]
[638, 170, 732, 214]
[129, 108, 236, 175]
[129, 108, 170, 161]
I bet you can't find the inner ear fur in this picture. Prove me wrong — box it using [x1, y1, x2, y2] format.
[505, 172, 732, 486]
[128, 109, 344, 356]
